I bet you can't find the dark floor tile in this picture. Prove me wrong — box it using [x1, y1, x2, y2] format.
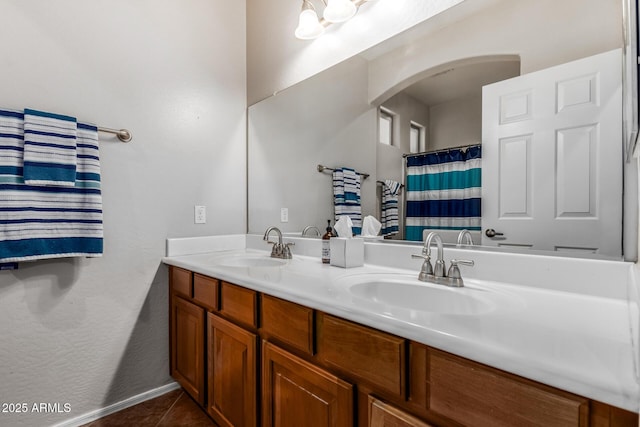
[156, 392, 217, 427]
[82, 389, 185, 427]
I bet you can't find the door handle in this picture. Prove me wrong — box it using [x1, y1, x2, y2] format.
[485, 229, 504, 238]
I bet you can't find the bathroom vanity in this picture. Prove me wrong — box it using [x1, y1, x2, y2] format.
[163, 235, 639, 427]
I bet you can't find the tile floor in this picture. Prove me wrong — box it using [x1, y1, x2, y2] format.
[81, 389, 217, 427]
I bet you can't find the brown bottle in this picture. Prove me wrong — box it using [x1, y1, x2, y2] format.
[321, 220, 334, 264]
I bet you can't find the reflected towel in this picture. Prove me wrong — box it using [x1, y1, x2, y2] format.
[333, 167, 361, 235]
[23, 108, 77, 186]
[381, 179, 401, 236]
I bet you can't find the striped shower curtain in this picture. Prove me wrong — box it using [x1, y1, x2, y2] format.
[405, 146, 481, 241]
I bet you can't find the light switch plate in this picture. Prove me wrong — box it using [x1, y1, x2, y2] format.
[280, 207, 289, 223]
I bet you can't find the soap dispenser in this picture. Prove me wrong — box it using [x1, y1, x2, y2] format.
[322, 219, 334, 264]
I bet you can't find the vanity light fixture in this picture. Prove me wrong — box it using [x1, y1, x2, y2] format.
[295, 0, 375, 40]
[324, 0, 357, 23]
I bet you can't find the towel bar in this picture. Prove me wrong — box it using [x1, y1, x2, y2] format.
[98, 126, 132, 143]
[317, 164, 369, 179]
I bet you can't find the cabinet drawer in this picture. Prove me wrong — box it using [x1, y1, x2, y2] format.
[170, 266, 192, 297]
[220, 281, 258, 328]
[317, 313, 405, 398]
[261, 295, 314, 355]
[193, 274, 218, 310]
[427, 349, 589, 427]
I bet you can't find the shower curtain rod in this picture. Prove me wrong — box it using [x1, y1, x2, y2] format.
[317, 164, 369, 179]
[97, 126, 132, 143]
[403, 142, 480, 158]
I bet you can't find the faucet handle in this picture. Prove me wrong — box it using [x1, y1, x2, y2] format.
[412, 254, 433, 280]
[283, 242, 295, 259]
[266, 241, 280, 257]
[412, 253, 431, 264]
[447, 259, 474, 279]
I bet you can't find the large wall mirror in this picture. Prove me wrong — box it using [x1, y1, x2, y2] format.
[248, 0, 638, 261]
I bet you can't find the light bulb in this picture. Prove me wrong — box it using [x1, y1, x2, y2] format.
[295, 6, 324, 39]
[323, 0, 357, 23]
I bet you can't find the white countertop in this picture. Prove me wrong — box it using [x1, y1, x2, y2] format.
[163, 234, 639, 412]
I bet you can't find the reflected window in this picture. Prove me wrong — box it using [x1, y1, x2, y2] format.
[410, 121, 426, 153]
[379, 107, 395, 146]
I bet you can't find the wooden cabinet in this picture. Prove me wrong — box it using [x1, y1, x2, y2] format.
[207, 313, 257, 427]
[194, 273, 218, 310]
[170, 266, 192, 297]
[261, 294, 314, 355]
[169, 266, 639, 427]
[429, 349, 588, 427]
[368, 396, 433, 427]
[317, 313, 405, 398]
[410, 342, 592, 427]
[170, 295, 206, 405]
[262, 341, 353, 427]
[220, 281, 258, 329]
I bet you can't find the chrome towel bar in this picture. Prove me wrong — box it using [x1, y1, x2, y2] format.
[97, 126, 132, 143]
[317, 164, 369, 179]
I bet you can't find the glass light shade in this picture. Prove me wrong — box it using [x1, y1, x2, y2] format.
[323, 0, 357, 23]
[295, 8, 324, 39]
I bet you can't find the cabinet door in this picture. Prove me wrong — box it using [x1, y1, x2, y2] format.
[368, 396, 433, 427]
[171, 296, 205, 405]
[262, 341, 353, 427]
[207, 313, 257, 427]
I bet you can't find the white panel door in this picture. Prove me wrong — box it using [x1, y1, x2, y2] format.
[481, 49, 622, 256]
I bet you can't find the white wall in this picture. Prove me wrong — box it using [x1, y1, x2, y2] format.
[247, 0, 475, 105]
[368, 0, 622, 104]
[0, 1, 246, 426]
[248, 57, 376, 234]
[429, 96, 482, 151]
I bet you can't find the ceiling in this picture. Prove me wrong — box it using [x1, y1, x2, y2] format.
[402, 59, 521, 106]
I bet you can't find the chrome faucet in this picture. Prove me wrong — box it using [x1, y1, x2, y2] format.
[412, 231, 474, 287]
[263, 226, 294, 259]
[425, 231, 446, 277]
[457, 229, 474, 246]
[302, 225, 321, 238]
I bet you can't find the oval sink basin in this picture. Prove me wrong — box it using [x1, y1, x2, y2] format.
[215, 255, 287, 268]
[342, 274, 495, 315]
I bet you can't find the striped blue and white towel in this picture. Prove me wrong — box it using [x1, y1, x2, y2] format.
[333, 167, 362, 235]
[381, 179, 401, 236]
[0, 111, 103, 262]
[23, 108, 78, 187]
[0, 109, 25, 179]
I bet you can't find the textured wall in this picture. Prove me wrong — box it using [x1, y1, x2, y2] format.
[0, 1, 246, 426]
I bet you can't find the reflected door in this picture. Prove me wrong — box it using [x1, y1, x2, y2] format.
[481, 49, 622, 256]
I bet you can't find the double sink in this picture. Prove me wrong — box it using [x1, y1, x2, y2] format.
[209, 252, 506, 316]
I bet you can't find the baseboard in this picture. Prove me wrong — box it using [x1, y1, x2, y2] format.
[51, 382, 181, 427]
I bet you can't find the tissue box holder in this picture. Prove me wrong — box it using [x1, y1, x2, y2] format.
[330, 237, 364, 268]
